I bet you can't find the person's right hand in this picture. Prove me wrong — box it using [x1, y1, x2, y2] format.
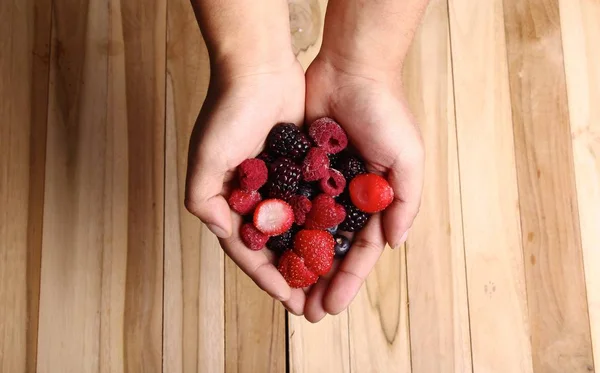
[185, 55, 307, 313]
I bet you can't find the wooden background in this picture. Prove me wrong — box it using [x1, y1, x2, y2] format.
[1, 0, 598, 371]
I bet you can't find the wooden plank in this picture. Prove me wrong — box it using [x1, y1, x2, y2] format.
[501, 0, 595, 371]
[225, 259, 286, 373]
[163, 0, 225, 370]
[35, 0, 166, 371]
[402, 0, 472, 371]
[448, 0, 534, 371]
[348, 246, 412, 372]
[559, 0, 600, 368]
[0, 0, 52, 371]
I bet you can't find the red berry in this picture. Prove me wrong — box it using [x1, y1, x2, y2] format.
[319, 169, 346, 196]
[349, 173, 394, 213]
[253, 199, 295, 236]
[239, 158, 268, 191]
[308, 117, 348, 154]
[228, 189, 262, 215]
[240, 223, 269, 250]
[304, 194, 346, 230]
[302, 148, 330, 181]
[278, 250, 319, 288]
[293, 230, 334, 275]
[289, 195, 312, 225]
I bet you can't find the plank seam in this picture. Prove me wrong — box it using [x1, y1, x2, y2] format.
[161, 0, 169, 371]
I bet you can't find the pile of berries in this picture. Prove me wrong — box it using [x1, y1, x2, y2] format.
[227, 118, 394, 288]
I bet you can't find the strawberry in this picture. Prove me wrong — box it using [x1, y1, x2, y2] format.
[304, 194, 346, 230]
[349, 173, 394, 213]
[278, 250, 319, 288]
[240, 223, 269, 250]
[228, 189, 262, 215]
[253, 199, 295, 236]
[293, 230, 334, 275]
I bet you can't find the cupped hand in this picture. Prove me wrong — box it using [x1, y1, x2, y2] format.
[185, 57, 308, 311]
[302, 55, 425, 322]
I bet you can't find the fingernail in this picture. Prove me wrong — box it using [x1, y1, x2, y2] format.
[392, 230, 409, 249]
[207, 223, 228, 238]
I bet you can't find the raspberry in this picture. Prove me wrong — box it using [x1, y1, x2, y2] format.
[336, 153, 367, 181]
[339, 195, 370, 232]
[319, 169, 346, 196]
[308, 117, 348, 154]
[253, 199, 295, 236]
[238, 158, 268, 191]
[268, 158, 301, 201]
[349, 173, 394, 213]
[227, 189, 262, 215]
[297, 182, 318, 200]
[289, 195, 312, 225]
[266, 227, 294, 254]
[304, 194, 346, 230]
[302, 148, 330, 181]
[278, 250, 319, 288]
[240, 223, 269, 250]
[267, 123, 310, 161]
[293, 230, 335, 275]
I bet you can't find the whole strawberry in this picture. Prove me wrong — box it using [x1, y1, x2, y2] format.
[293, 230, 335, 276]
[349, 173, 394, 213]
[278, 250, 319, 288]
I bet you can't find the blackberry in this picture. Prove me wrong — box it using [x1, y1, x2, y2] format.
[337, 153, 367, 181]
[328, 152, 341, 168]
[268, 158, 301, 201]
[257, 151, 275, 165]
[297, 182, 318, 200]
[266, 225, 299, 254]
[339, 195, 370, 232]
[267, 123, 309, 161]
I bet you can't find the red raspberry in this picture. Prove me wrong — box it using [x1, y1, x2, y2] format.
[302, 148, 330, 181]
[240, 223, 269, 250]
[308, 117, 348, 154]
[289, 195, 312, 225]
[319, 169, 346, 196]
[293, 230, 334, 275]
[253, 199, 295, 236]
[227, 189, 262, 215]
[349, 173, 394, 213]
[278, 250, 319, 288]
[238, 158, 268, 191]
[304, 194, 346, 230]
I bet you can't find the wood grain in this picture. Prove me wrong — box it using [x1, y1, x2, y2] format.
[559, 0, 600, 368]
[35, 0, 166, 371]
[163, 0, 225, 371]
[225, 259, 286, 373]
[448, 0, 534, 371]
[403, 0, 472, 371]
[0, 0, 52, 371]
[348, 247, 412, 372]
[502, 0, 594, 371]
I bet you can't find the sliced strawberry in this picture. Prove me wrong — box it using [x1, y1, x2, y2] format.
[253, 199, 294, 236]
[278, 250, 319, 288]
[228, 189, 262, 215]
[304, 194, 346, 230]
[240, 223, 269, 250]
[293, 230, 334, 275]
[349, 173, 394, 213]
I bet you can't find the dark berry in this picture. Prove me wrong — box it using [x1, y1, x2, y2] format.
[266, 225, 299, 254]
[267, 123, 309, 161]
[297, 182, 318, 200]
[337, 153, 367, 181]
[328, 153, 341, 168]
[339, 195, 370, 232]
[268, 158, 301, 200]
[334, 234, 351, 257]
[257, 151, 275, 165]
[326, 225, 338, 235]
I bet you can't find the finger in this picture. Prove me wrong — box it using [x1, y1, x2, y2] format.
[185, 127, 232, 238]
[383, 143, 424, 249]
[304, 261, 339, 323]
[323, 215, 386, 315]
[220, 215, 291, 301]
[282, 288, 307, 316]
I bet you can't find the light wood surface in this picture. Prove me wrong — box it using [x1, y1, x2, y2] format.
[1, 0, 598, 372]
